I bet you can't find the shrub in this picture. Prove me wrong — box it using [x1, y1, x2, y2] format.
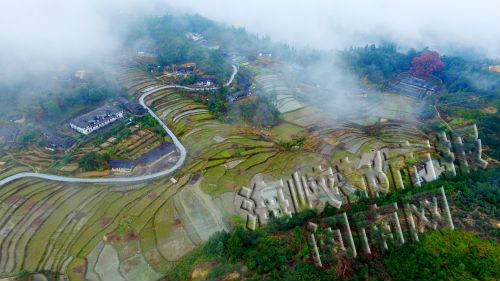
[384, 230, 500, 281]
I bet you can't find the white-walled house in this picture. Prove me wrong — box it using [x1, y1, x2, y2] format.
[70, 105, 124, 135]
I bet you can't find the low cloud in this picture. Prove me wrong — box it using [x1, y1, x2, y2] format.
[165, 0, 500, 58]
[0, 1, 497, 88]
[0, 0, 163, 81]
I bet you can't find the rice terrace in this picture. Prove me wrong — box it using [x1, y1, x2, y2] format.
[0, 2, 499, 281]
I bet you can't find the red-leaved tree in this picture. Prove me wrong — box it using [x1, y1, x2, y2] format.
[410, 51, 444, 76]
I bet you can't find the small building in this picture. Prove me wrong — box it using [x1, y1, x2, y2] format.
[175, 66, 194, 74]
[109, 160, 134, 173]
[136, 51, 157, 58]
[124, 101, 147, 116]
[70, 105, 124, 135]
[196, 77, 217, 87]
[227, 91, 249, 103]
[258, 52, 272, 58]
[186, 32, 203, 41]
[74, 70, 87, 80]
[255, 52, 273, 64]
[137, 142, 177, 166]
[490, 65, 500, 72]
[43, 130, 76, 151]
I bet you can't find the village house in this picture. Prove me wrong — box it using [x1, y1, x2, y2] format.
[109, 160, 134, 173]
[137, 142, 177, 167]
[70, 105, 124, 135]
[136, 51, 157, 58]
[196, 77, 217, 87]
[74, 70, 87, 80]
[175, 65, 194, 74]
[124, 101, 147, 116]
[255, 52, 273, 65]
[185, 32, 203, 41]
[227, 91, 249, 103]
[43, 130, 76, 151]
[487, 65, 500, 72]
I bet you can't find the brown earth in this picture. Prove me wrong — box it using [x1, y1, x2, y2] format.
[481, 106, 498, 114]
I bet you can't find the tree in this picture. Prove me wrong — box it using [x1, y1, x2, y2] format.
[78, 152, 110, 171]
[411, 51, 444, 76]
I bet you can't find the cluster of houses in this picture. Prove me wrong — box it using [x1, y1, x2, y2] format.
[163, 63, 218, 87]
[109, 142, 177, 173]
[385, 72, 442, 99]
[66, 99, 178, 173]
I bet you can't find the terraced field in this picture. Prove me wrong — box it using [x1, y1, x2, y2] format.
[6, 147, 62, 172]
[254, 73, 304, 113]
[0, 66, 327, 280]
[0, 61, 433, 280]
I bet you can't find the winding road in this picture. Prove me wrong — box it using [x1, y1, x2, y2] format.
[0, 64, 238, 186]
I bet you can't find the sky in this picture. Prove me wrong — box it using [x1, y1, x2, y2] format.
[0, 0, 498, 81]
[0, 0, 164, 81]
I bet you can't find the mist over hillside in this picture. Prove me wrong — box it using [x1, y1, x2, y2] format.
[165, 0, 500, 58]
[0, 2, 499, 281]
[1, 0, 499, 82]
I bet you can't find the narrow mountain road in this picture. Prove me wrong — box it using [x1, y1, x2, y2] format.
[0, 64, 238, 186]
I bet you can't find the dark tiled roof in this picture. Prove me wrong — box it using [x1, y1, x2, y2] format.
[70, 105, 122, 128]
[176, 66, 194, 73]
[109, 160, 135, 169]
[125, 102, 147, 116]
[45, 132, 76, 149]
[227, 91, 248, 102]
[137, 143, 176, 165]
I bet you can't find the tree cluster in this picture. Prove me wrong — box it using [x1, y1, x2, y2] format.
[341, 43, 416, 84]
[77, 151, 110, 171]
[228, 95, 281, 127]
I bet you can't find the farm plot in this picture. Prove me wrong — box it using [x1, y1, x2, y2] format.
[254, 74, 304, 113]
[8, 146, 61, 172]
[107, 129, 164, 160]
[0, 173, 192, 280]
[0, 66, 330, 281]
